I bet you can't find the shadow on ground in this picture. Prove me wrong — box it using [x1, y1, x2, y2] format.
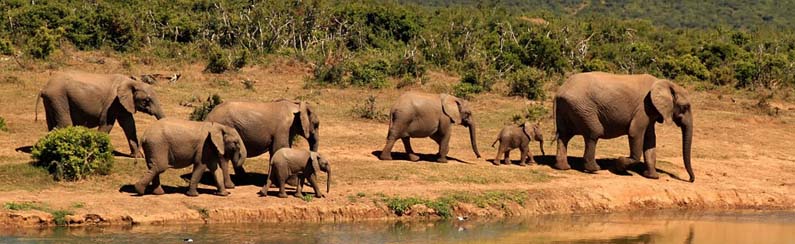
[533, 155, 686, 181]
[371, 151, 473, 164]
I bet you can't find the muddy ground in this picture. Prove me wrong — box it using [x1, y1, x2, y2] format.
[0, 52, 793, 227]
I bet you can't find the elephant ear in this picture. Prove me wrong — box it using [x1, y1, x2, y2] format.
[309, 152, 320, 174]
[650, 80, 674, 123]
[441, 94, 461, 124]
[208, 123, 225, 156]
[116, 80, 137, 113]
[298, 102, 313, 137]
[521, 122, 533, 141]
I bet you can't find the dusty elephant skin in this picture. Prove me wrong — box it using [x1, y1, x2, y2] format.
[379, 92, 481, 163]
[491, 122, 545, 166]
[260, 148, 330, 198]
[206, 99, 319, 179]
[36, 71, 166, 158]
[554, 72, 694, 182]
[134, 118, 247, 197]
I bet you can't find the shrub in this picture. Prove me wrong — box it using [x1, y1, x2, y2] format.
[0, 38, 14, 55]
[310, 61, 345, 86]
[27, 26, 60, 59]
[350, 95, 389, 121]
[189, 94, 223, 121]
[511, 104, 549, 124]
[0, 117, 7, 132]
[508, 67, 546, 100]
[349, 61, 388, 88]
[232, 50, 249, 70]
[205, 46, 230, 74]
[392, 52, 426, 78]
[31, 126, 114, 181]
[452, 81, 484, 99]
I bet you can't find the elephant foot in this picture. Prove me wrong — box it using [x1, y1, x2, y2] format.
[132, 151, 144, 159]
[437, 157, 448, 163]
[554, 162, 571, 170]
[293, 192, 303, 198]
[407, 153, 420, 162]
[152, 187, 165, 195]
[584, 162, 600, 172]
[518, 162, 527, 167]
[133, 183, 147, 195]
[379, 153, 392, 161]
[643, 169, 660, 179]
[215, 191, 230, 196]
[491, 160, 500, 166]
[257, 190, 268, 197]
[225, 182, 236, 189]
[277, 193, 289, 198]
[186, 189, 199, 197]
[315, 193, 325, 198]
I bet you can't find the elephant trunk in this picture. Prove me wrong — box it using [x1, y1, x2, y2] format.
[233, 143, 247, 168]
[468, 123, 481, 158]
[681, 114, 694, 183]
[539, 140, 546, 156]
[153, 106, 166, 120]
[325, 166, 331, 194]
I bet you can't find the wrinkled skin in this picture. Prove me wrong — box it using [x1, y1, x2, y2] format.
[206, 99, 319, 180]
[491, 122, 545, 166]
[37, 71, 165, 158]
[554, 72, 694, 182]
[379, 92, 481, 163]
[260, 148, 330, 198]
[134, 119, 247, 197]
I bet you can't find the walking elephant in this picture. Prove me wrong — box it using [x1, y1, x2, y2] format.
[379, 92, 481, 163]
[554, 72, 694, 182]
[491, 122, 545, 166]
[259, 148, 330, 198]
[134, 118, 246, 196]
[205, 99, 319, 180]
[37, 71, 165, 158]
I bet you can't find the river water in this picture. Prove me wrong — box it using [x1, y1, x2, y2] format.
[1, 210, 793, 243]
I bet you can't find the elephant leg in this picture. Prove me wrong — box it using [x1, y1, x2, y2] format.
[401, 137, 420, 162]
[379, 129, 400, 160]
[42, 97, 69, 130]
[492, 142, 504, 166]
[220, 158, 235, 189]
[555, 134, 573, 170]
[187, 164, 207, 197]
[117, 111, 143, 158]
[98, 114, 117, 134]
[135, 158, 165, 195]
[294, 176, 305, 197]
[308, 173, 325, 198]
[207, 162, 229, 196]
[151, 171, 164, 195]
[642, 126, 659, 179]
[277, 168, 290, 198]
[523, 145, 534, 166]
[503, 151, 511, 165]
[431, 132, 450, 163]
[583, 137, 600, 172]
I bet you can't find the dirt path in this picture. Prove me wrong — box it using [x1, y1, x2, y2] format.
[0, 54, 793, 227]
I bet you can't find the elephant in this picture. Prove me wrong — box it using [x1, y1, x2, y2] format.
[553, 72, 694, 182]
[491, 122, 545, 166]
[379, 92, 481, 163]
[205, 99, 319, 182]
[259, 148, 330, 198]
[134, 118, 246, 196]
[36, 71, 165, 158]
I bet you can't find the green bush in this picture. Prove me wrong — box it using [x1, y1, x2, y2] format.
[0, 116, 7, 132]
[205, 46, 230, 74]
[452, 81, 484, 100]
[350, 95, 389, 121]
[350, 61, 388, 88]
[309, 61, 345, 86]
[31, 126, 114, 181]
[27, 26, 60, 59]
[232, 50, 249, 71]
[508, 67, 546, 100]
[189, 94, 223, 121]
[0, 38, 14, 55]
[511, 104, 549, 124]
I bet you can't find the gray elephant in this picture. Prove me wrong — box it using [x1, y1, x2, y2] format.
[491, 122, 545, 166]
[379, 92, 481, 163]
[259, 148, 330, 198]
[36, 71, 165, 158]
[205, 99, 319, 181]
[554, 72, 694, 182]
[134, 118, 246, 196]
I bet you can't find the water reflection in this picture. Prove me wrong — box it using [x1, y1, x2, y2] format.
[1, 210, 793, 243]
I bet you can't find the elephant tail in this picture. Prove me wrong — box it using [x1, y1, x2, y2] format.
[491, 138, 499, 148]
[34, 91, 42, 122]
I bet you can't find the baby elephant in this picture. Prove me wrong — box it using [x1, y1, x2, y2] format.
[134, 118, 247, 197]
[259, 148, 331, 198]
[491, 122, 545, 166]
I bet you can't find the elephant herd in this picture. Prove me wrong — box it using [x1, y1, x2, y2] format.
[35, 70, 695, 198]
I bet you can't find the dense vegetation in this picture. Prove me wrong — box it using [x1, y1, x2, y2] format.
[1, 0, 794, 99]
[31, 126, 114, 181]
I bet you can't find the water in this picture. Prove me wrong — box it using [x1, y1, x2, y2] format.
[1, 211, 793, 243]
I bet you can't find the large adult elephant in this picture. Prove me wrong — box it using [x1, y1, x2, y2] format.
[554, 72, 694, 182]
[379, 92, 481, 163]
[37, 71, 165, 158]
[205, 99, 319, 179]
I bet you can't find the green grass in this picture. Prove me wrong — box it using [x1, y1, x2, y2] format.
[300, 194, 314, 202]
[382, 190, 530, 218]
[4, 201, 77, 226]
[0, 163, 55, 191]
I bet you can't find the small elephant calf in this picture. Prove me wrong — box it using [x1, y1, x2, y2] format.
[134, 118, 246, 197]
[491, 122, 545, 166]
[259, 148, 331, 198]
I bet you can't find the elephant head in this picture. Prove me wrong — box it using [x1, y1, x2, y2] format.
[209, 123, 247, 167]
[650, 80, 694, 182]
[117, 79, 165, 119]
[522, 122, 545, 156]
[441, 95, 481, 158]
[309, 152, 331, 194]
